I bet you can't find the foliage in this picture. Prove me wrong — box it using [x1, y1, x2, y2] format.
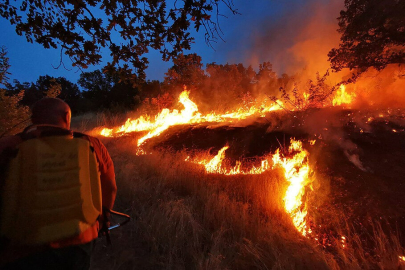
[0, 0, 238, 83]
[7, 75, 81, 112]
[45, 79, 62, 98]
[257, 61, 277, 83]
[78, 70, 140, 112]
[163, 53, 206, 93]
[200, 62, 255, 110]
[0, 89, 30, 137]
[273, 73, 334, 111]
[151, 92, 174, 112]
[141, 92, 174, 114]
[0, 48, 29, 137]
[329, 0, 405, 72]
[0, 47, 10, 85]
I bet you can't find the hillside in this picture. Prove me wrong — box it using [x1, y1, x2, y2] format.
[89, 108, 405, 269]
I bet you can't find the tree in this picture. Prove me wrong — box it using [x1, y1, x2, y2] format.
[329, 0, 405, 73]
[198, 63, 254, 111]
[7, 75, 81, 110]
[0, 0, 237, 83]
[163, 53, 206, 92]
[0, 47, 29, 137]
[35, 76, 81, 111]
[0, 47, 11, 85]
[78, 69, 140, 111]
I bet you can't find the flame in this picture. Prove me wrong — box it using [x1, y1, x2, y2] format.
[99, 85, 359, 147]
[190, 146, 270, 175]
[99, 89, 283, 147]
[203, 146, 229, 174]
[272, 139, 313, 236]
[100, 89, 314, 236]
[400, 256, 405, 262]
[332, 84, 355, 107]
[188, 139, 313, 237]
[100, 128, 113, 137]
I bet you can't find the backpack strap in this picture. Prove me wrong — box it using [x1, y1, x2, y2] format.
[20, 125, 73, 141]
[73, 132, 96, 154]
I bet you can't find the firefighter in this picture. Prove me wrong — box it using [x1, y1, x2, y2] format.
[0, 97, 117, 270]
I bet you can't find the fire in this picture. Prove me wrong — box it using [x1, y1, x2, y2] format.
[99, 90, 314, 236]
[99, 89, 283, 147]
[203, 146, 229, 174]
[189, 146, 270, 175]
[272, 139, 312, 236]
[188, 139, 313, 237]
[332, 84, 355, 107]
[99, 85, 359, 148]
[100, 128, 113, 137]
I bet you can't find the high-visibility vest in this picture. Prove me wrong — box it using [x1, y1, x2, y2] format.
[0, 131, 102, 245]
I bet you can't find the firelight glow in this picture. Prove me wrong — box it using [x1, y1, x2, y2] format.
[187, 139, 313, 236]
[187, 146, 271, 175]
[99, 89, 283, 146]
[96, 88, 358, 238]
[332, 84, 355, 107]
[272, 139, 312, 236]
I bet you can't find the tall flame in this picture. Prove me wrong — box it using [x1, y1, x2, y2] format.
[272, 139, 312, 236]
[99, 89, 283, 147]
[332, 84, 355, 107]
[188, 139, 313, 237]
[99, 86, 359, 147]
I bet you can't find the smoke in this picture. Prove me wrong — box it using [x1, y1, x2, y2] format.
[237, 0, 405, 109]
[349, 65, 405, 109]
[265, 108, 370, 172]
[242, 0, 344, 80]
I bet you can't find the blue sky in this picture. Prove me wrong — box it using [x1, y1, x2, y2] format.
[0, 0, 342, 85]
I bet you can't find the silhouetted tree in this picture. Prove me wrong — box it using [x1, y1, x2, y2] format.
[0, 0, 238, 83]
[163, 53, 206, 93]
[329, 0, 405, 73]
[199, 63, 254, 111]
[78, 70, 140, 112]
[0, 48, 29, 136]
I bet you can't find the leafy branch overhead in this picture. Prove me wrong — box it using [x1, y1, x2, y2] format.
[329, 0, 405, 73]
[0, 0, 238, 82]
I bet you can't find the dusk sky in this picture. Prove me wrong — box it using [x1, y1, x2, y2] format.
[0, 0, 343, 85]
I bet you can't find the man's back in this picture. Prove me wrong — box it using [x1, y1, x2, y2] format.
[1, 128, 102, 245]
[0, 98, 116, 270]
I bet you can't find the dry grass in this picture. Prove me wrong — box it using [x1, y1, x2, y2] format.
[71, 111, 128, 133]
[87, 122, 405, 269]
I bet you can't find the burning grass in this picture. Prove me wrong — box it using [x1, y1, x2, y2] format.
[92, 139, 329, 269]
[89, 132, 405, 270]
[86, 87, 405, 269]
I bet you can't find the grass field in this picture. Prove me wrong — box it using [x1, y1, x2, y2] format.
[73, 110, 405, 270]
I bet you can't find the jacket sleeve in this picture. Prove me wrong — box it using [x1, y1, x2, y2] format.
[88, 136, 117, 210]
